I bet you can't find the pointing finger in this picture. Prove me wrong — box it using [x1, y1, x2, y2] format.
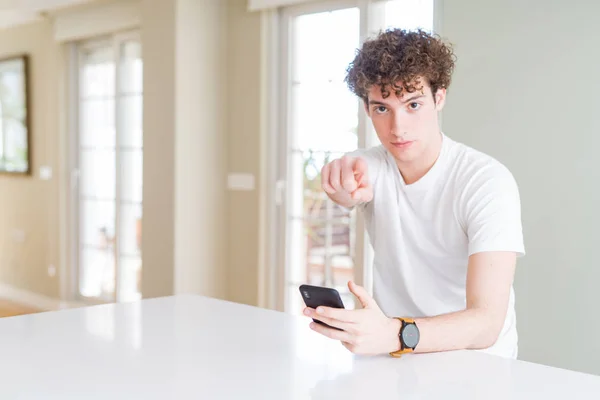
[341, 157, 358, 192]
[353, 158, 369, 187]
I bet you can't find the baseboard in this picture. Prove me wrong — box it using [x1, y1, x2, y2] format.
[0, 283, 85, 311]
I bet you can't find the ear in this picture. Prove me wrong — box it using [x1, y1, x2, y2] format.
[434, 88, 447, 111]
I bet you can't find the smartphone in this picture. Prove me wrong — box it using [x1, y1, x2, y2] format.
[299, 284, 345, 330]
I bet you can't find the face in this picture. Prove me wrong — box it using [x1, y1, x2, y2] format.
[365, 79, 446, 166]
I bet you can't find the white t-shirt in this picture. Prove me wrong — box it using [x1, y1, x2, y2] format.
[350, 133, 525, 358]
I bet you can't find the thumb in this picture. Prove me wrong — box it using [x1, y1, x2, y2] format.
[351, 187, 373, 203]
[348, 281, 373, 308]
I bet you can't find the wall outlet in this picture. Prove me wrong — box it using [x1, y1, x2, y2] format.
[48, 264, 57, 277]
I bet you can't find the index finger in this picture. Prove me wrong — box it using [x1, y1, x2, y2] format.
[315, 306, 359, 323]
[341, 157, 357, 192]
[352, 158, 369, 186]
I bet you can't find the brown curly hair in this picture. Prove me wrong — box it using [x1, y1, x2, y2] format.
[345, 28, 456, 103]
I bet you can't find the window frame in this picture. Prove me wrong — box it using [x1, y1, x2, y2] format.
[68, 30, 143, 305]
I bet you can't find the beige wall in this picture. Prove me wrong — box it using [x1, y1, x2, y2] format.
[441, 0, 600, 375]
[173, 0, 228, 298]
[226, 0, 263, 306]
[139, 0, 176, 298]
[142, 0, 230, 300]
[0, 20, 61, 299]
[143, 0, 263, 304]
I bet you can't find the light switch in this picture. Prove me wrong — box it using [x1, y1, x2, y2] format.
[227, 173, 255, 191]
[12, 229, 25, 243]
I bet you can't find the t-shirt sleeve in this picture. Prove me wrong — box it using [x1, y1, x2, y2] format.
[460, 163, 525, 257]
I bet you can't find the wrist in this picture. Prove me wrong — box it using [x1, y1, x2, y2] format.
[386, 317, 402, 353]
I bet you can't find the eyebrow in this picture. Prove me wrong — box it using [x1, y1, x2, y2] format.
[401, 94, 426, 103]
[368, 94, 426, 106]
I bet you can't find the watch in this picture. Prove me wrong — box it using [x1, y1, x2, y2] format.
[389, 317, 420, 357]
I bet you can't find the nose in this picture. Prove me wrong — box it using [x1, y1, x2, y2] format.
[391, 112, 407, 138]
[391, 127, 407, 139]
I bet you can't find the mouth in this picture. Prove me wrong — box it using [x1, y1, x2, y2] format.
[391, 141, 414, 149]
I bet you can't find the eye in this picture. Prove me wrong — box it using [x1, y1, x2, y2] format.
[374, 106, 387, 114]
[409, 102, 421, 110]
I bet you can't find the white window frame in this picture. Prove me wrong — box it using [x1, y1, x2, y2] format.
[68, 30, 142, 304]
[261, 0, 442, 311]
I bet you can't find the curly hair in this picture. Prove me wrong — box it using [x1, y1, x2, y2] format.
[345, 28, 456, 102]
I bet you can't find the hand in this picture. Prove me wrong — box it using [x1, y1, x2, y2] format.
[321, 156, 373, 205]
[303, 281, 401, 355]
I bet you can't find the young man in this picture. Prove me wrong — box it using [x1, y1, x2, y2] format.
[303, 29, 525, 359]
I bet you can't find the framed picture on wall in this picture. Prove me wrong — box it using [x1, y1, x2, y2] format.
[0, 54, 30, 175]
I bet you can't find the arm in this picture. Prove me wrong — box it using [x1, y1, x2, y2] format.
[409, 251, 516, 352]
[305, 251, 516, 355]
[406, 163, 524, 353]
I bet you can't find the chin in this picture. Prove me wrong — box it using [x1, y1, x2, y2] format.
[388, 145, 419, 163]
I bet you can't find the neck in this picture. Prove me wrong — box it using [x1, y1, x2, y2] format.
[397, 131, 443, 185]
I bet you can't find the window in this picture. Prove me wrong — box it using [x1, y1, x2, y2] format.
[72, 32, 143, 303]
[276, 0, 434, 314]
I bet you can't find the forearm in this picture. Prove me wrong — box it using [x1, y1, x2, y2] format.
[396, 308, 504, 353]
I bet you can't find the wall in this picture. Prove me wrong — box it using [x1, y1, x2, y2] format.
[226, 0, 263, 306]
[141, 0, 229, 299]
[0, 20, 61, 299]
[174, 0, 228, 298]
[139, 0, 176, 298]
[441, 0, 600, 375]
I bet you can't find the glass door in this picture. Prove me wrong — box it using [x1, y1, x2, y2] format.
[74, 32, 143, 303]
[276, 0, 434, 315]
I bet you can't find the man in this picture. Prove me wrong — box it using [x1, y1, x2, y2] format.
[303, 29, 525, 359]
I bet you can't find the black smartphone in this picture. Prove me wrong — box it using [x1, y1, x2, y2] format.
[299, 284, 345, 330]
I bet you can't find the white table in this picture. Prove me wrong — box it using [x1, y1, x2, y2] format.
[1, 295, 599, 399]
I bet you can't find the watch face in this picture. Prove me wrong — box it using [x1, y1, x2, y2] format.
[402, 323, 420, 348]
